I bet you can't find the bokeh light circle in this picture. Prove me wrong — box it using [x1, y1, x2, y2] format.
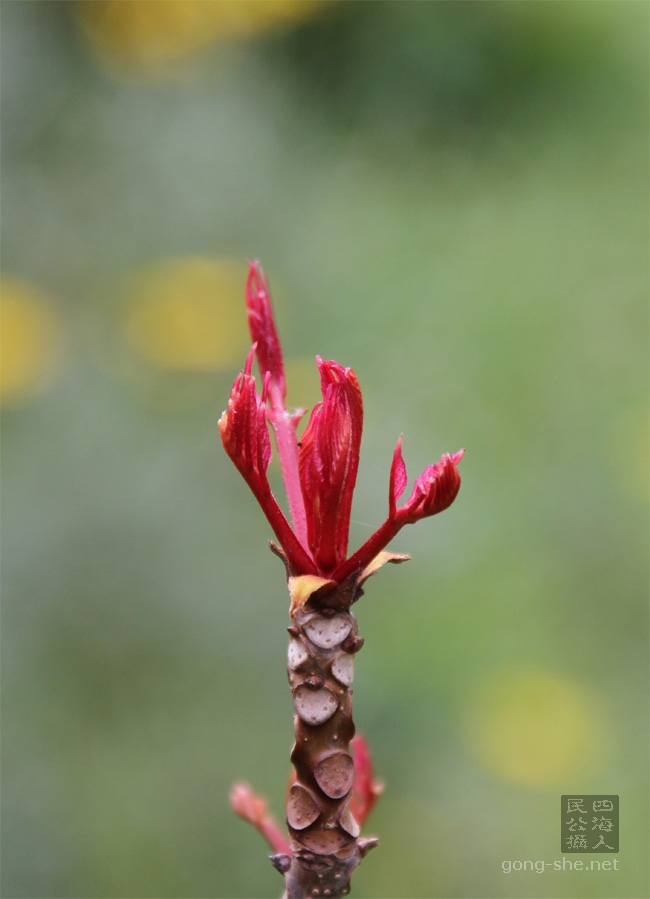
[76, 0, 329, 75]
[466, 666, 604, 789]
[122, 255, 250, 373]
[1, 277, 60, 407]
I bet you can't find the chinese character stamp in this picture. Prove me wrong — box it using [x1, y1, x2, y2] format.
[561, 796, 619, 852]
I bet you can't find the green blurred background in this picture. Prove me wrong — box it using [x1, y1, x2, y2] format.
[1, 2, 648, 897]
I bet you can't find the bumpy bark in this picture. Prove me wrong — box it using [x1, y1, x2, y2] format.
[271, 584, 377, 899]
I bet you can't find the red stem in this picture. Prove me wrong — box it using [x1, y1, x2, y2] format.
[331, 516, 402, 584]
[250, 480, 318, 576]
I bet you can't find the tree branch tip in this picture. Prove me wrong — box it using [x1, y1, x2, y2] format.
[358, 836, 380, 858]
[270, 853, 292, 874]
[268, 540, 291, 576]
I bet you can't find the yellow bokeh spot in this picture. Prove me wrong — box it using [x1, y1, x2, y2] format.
[466, 667, 603, 789]
[123, 256, 250, 372]
[77, 0, 329, 74]
[1, 278, 60, 406]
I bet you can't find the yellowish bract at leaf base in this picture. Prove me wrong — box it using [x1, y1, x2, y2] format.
[288, 575, 336, 617]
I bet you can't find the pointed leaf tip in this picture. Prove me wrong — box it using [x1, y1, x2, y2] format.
[389, 435, 408, 518]
[245, 261, 285, 403]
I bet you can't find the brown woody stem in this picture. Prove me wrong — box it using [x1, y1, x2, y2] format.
[272, 588, 377, 898]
